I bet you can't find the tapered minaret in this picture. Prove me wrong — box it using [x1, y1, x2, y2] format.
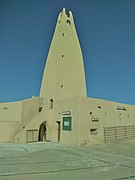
[40, 8, 86, 109]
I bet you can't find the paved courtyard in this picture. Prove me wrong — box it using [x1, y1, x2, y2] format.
[0, 140, 135, 180]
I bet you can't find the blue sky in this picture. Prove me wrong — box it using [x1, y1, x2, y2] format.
[0, 0, 135, 104]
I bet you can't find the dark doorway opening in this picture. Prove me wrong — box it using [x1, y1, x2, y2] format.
[38, 122, 46, 141]
[56, 121, 61, 142]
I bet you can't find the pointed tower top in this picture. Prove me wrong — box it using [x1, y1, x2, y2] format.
[40, 9, 86, 108]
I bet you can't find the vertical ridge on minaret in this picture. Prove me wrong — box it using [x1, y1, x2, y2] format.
[40, 8, 87, 109]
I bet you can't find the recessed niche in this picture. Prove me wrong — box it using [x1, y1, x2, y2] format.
[59, 20, 60, 23]
[62, 55, 64, 57]
[62, 33, 64, 36]
[61, 85, 64, 88]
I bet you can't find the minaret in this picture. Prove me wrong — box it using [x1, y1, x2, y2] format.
[40, 8, 86, 109]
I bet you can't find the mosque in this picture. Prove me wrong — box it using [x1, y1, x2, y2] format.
[0, 8, 135, 146]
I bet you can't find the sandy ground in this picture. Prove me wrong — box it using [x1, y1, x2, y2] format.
[0, 140, 135, 180]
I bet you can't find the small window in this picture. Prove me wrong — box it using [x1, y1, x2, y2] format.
[62, 33, 64, 36]
[3, 107, 8, 110]
[50, 99, 53, 109]
[66, 20, 71, 25]
[90, 128, 97, 134]
[61, 85, 63, 88]
[62, 55, 64, 57]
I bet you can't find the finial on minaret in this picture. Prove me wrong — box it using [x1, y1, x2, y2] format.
[69, 11, 73, 19]
[62, 8, 66, 15]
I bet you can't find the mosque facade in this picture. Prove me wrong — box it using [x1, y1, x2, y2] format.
[0, 9, 135, 146]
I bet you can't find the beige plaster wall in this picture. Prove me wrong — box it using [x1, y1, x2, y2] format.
[0, 121, 19, 142]
[20, 97, 39, 129]
[79, 97, 135, 146]
[0, 101, 22, 123]
[0, 101, 22, 142]
[14, 96, 135, 146]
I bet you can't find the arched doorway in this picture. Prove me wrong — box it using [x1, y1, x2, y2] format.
[38, 122, 46, 141]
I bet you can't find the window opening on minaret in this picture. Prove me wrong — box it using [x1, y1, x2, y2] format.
[59, 20, 60, 23]
[66, 19, 71, 25]
[61, 85, 64, 88]
[50, 99, 53, 109]
[97, 104, 101, 109]
[62, 33, 64, 36]
[62, 55, 64, 57]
